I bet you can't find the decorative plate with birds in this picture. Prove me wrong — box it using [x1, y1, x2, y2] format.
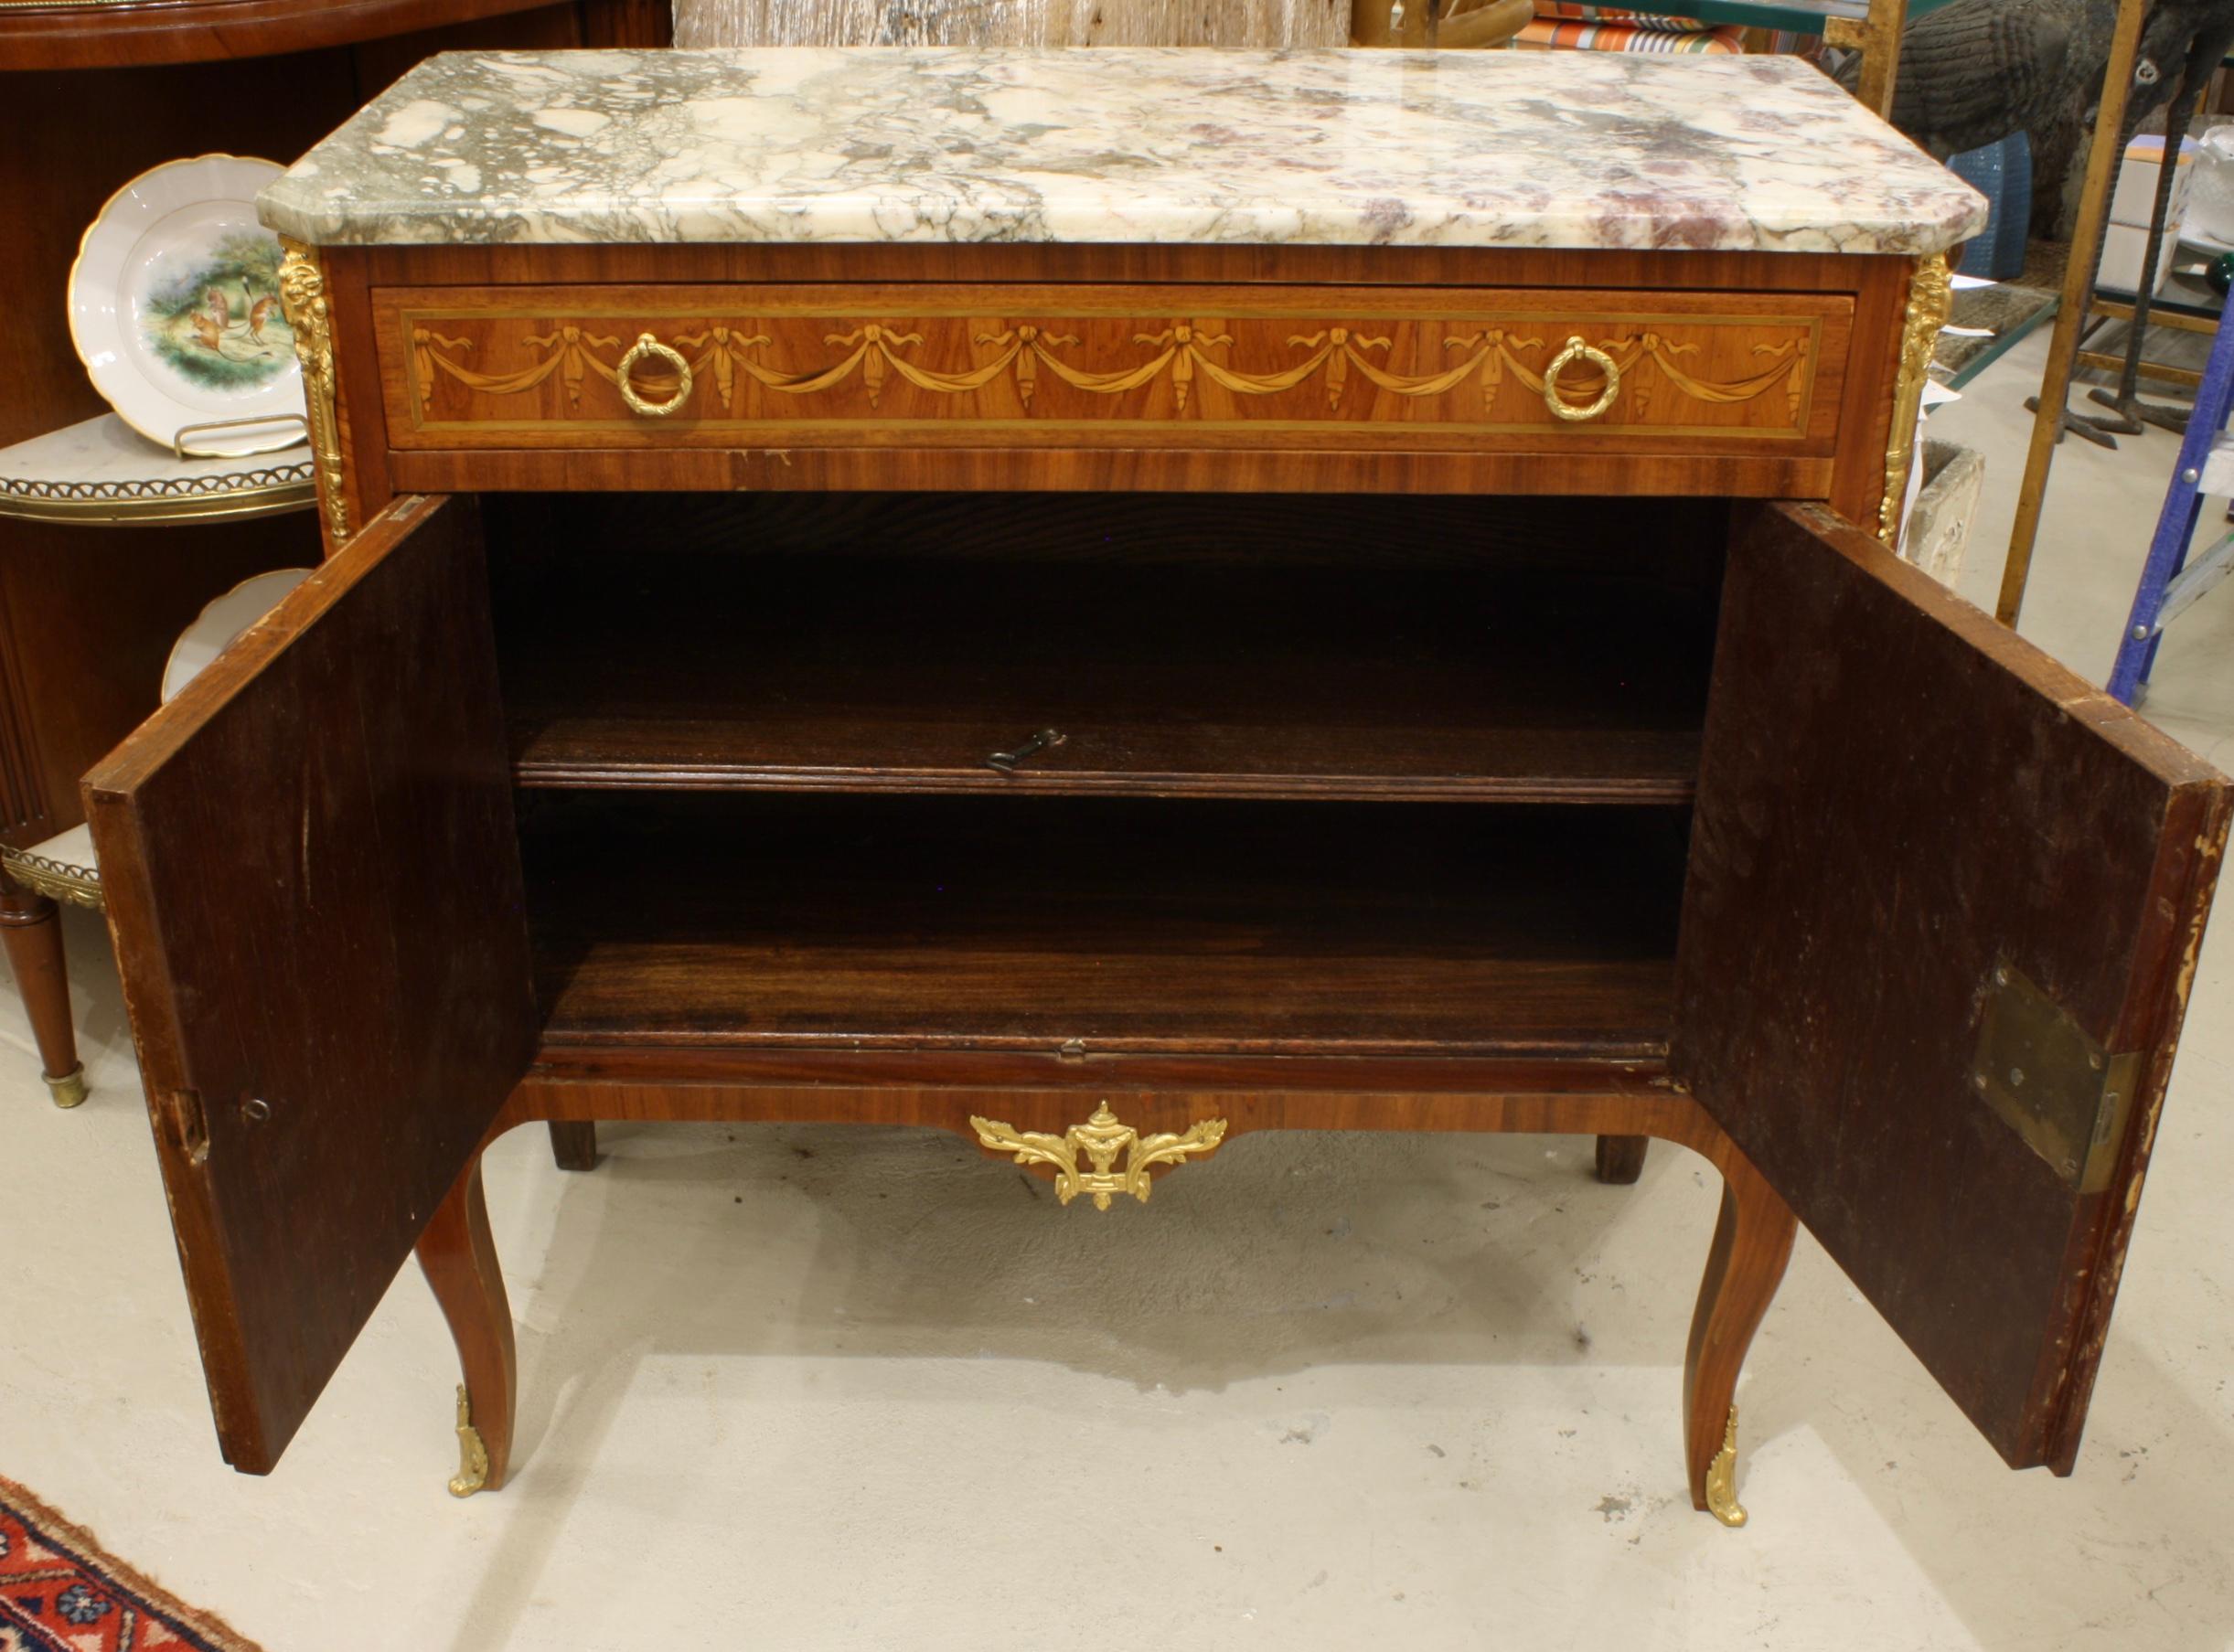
[69, 155, 308, 458]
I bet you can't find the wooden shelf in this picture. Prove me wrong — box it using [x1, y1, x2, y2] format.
[497, 517, 1716, 805]
[524, 794, 1687, 1060]
[0, 415, 314, 527]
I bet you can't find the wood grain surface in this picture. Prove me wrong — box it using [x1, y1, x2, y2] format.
[490, 490, 1722, 804]
[416, 1155, 517, 1492]
[0, 0, 667, 69]
[375, 282, 1848, 452]
[326, 245, 1912, 528]
[1673, 501, 2231, 1473]
[523, 793, 1690, 1060]
[82, 496, 537, 1474]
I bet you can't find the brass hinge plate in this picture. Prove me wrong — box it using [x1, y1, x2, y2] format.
[1972, 962, 2139, 1193]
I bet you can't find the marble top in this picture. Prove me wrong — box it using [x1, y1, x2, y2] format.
[260, 48, 1986, 255]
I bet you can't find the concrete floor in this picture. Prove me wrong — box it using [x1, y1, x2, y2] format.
[5, 328, 2234, 1650]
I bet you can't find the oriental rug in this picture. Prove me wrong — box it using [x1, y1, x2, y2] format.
[0, 1476, 264, 1652]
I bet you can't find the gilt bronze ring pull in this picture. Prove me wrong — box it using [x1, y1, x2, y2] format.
[1541, 335, 1620, 422]
[615, 333, 694, 417]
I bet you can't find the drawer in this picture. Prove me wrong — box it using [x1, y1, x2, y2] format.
[372, 282, 1854, 458]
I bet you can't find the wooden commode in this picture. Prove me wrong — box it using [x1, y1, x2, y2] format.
[80, 46, 2228, 1526]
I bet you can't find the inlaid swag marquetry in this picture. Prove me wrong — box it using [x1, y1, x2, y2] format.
[373, 284, 1853, 451]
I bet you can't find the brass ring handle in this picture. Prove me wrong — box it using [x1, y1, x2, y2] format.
[615, 332, 693, 418]
[1541, 335, 1620, 423]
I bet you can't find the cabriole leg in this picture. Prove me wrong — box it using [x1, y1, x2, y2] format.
[1683, 1144, 1798, 1527]
[548, 1119, 599, 1170]
[1594, 1134, 1648, 1184]
[0, 877, 84, 1107]
[417, 1154, 516, 1497]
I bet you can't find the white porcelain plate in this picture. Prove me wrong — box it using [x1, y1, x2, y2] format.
[163, 568, 314, 704]
[69, 155, 306, 459]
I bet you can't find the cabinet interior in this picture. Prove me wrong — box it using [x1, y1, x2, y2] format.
[486, 491, 1731, 1061]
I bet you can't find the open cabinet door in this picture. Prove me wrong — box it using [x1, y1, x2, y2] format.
[84, 494, 536, 1476]
[1673, 503, 2229, 1473]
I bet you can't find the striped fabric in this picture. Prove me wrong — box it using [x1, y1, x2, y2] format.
[1515, 14, 1744, 48]
[1534, 3, 1717, 29]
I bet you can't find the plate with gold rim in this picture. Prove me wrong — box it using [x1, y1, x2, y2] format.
[163, 568, 315, 703]
[68, 155, 306, 460]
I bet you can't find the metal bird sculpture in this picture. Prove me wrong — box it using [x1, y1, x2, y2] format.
[1841, 0, 2076, 160]
[1841, 0, 2234, 235]
[1842, 0, 2234, 445]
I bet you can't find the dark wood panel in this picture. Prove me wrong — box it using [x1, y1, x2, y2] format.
[349, 241, 1912, 294]
[504, 1070, 1715, 1167]
[523, 1043, 1673, 1093]
[0, 0, 662, 69]
[493, 492, 1721, 804]
[574, 0, 671, 46]
[525, 794, 1689, 1059]
[387, 444, 1837, 501]
[0, 575, 46, 836]
[488, 485, 1734, 570]
[1833, 251, 1919, 525]
[344, 3, 630, 98]
[0, 512, 313, 846]
[82, 495, 536, 1476]
[1673, 501, 2230, 1474]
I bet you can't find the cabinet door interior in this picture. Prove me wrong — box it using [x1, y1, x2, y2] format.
[83, 494, 536, 1476]
[1673, 501, 2229, 1472]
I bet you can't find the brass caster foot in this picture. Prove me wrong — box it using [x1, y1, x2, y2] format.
[1705, 1405, 1748, 1528]
[45, 1064, 87, 1109]
[448, 1383, 491, 1497]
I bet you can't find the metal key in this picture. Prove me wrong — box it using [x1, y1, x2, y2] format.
[987, 728, 1065, 773]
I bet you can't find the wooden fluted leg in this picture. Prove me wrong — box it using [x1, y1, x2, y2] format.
[1594, 1134, 1648, 1184]
[548, 1120, 598, 1170]
[416, 1154, 516, 1497]
[0, 873, 84, 1108]
[1684, 1143, 1798, 1527]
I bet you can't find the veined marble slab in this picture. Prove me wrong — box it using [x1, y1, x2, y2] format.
[260, 47, 1985, 255]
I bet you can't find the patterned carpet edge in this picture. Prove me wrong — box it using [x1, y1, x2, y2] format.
[0, 1473, 267, 1652]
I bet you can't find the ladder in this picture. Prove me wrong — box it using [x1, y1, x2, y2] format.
[2108, 304, 2234, 705]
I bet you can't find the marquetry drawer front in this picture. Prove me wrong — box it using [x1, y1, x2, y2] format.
[373, 283, 1854, 453]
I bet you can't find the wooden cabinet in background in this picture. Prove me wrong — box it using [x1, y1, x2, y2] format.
[0, 0, 671, 1102]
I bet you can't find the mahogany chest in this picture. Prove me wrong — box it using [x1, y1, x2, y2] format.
[80, 47, 2225, 1525]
